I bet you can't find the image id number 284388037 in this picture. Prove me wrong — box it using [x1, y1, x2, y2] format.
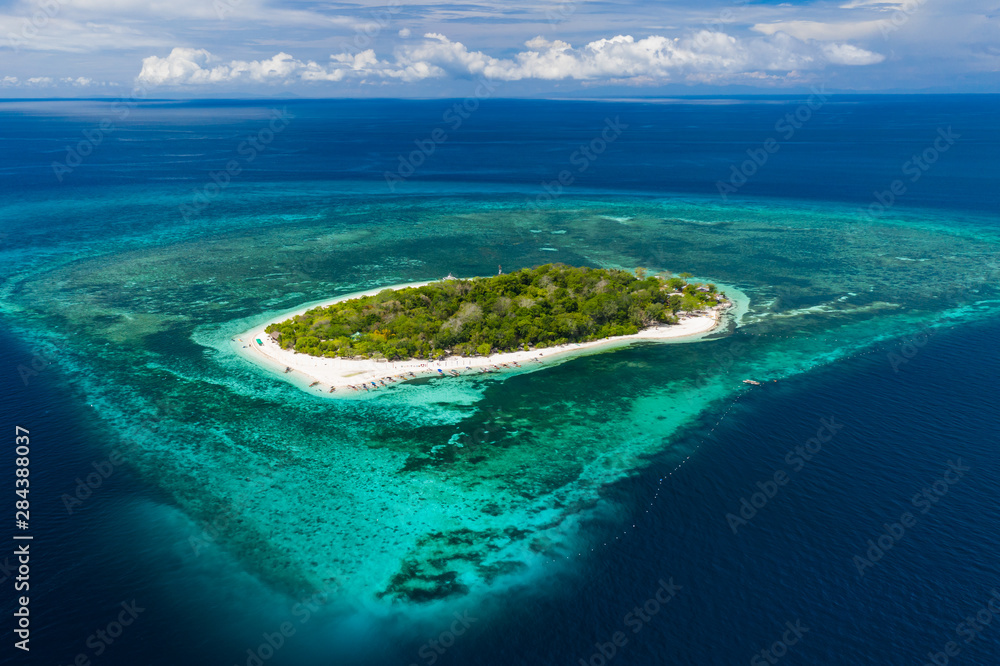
[14, 425, 32, 652]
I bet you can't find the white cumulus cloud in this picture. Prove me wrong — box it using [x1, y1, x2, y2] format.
[137, 31, 886, 87]
[137, 48, 347, 85]
[821, 42, 886, 65]
[752, 20, 890, 41]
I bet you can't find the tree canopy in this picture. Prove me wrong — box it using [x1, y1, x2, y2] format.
[267, 264, 724, 360]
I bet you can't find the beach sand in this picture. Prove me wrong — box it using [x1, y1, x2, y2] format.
[233, 280, 729, 395]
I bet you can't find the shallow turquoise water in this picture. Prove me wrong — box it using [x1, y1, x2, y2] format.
[3, 184, 998, 612]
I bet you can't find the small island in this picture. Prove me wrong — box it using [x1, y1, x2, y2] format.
[237, 264, 730, 393]
[267, 264, 725, 360]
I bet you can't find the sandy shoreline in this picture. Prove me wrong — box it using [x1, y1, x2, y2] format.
[233, 280, 729, 395]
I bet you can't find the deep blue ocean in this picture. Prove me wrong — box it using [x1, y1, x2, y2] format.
[1, 96, 998, 666]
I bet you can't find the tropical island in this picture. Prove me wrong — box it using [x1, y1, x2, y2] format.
[265, 264, 726, 361]
[235, 264, 730, 393]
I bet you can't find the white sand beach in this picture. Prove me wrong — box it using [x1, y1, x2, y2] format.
[233, 280, 729, 395]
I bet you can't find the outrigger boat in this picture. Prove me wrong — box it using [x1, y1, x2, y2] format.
[743, 379, 762, 386]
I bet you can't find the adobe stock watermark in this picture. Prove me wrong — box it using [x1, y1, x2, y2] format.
[690, 319, 782, 391]
[60, 450, 128, 514]
[577, 578, 682, 666]
[16, 343, 59, 386]
[852, 458, 970, 577]
[408, 610, 478, 666]
[51, 84, 151, 183]
[726, 416, 844, 534]
[691, 0, 752, 49]
[215, 0, 246, 20]
[879, 0, 928, 38]
[235, 590, 330, 666]
[6, 0, 70, 52]
[183, 479, 270, 559]
[453, 405, 508, 453]
[336, 0, 402, 55]
[529, 116, 628, 209]
[56, 600, 145, 664]
[180, 108, 291, 221]
[887, 324, 937, 373]
[384, 77, 500, 192]
[544, 0, 576, 24]
[955, 590, 1000, 644]
[921, 588, 1000, 666]
[716, 86, 830, 201]
[859, 127, 960, 221]
[750, 620, 809, 666]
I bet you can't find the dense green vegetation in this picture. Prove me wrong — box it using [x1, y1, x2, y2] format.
[267, 264, 725, 360]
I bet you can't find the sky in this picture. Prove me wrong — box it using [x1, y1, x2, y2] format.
[0, 0, 998, 96]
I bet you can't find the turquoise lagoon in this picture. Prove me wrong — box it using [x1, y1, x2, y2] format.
[3, 184, 999, 611]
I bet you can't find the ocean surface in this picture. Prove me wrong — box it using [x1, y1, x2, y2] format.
[0, 96, 998, 665]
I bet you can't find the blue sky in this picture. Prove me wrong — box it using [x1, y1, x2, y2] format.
[1, 0, 997, 96]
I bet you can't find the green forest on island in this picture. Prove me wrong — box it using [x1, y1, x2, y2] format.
[266, 264, 724, 360]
